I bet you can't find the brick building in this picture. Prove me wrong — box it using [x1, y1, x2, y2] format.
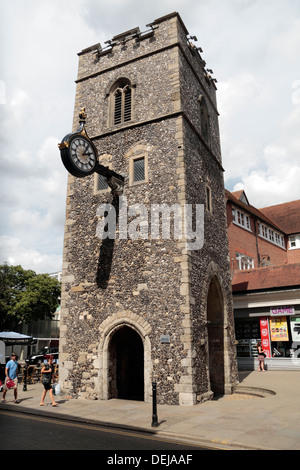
[226, 190, 300, 368]
[260, 199, 300, 264]
[226, 189, 289, 273]
[59, 12, 238, 405]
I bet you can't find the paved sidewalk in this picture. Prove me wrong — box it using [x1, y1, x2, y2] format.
[1, 370, 299, 450]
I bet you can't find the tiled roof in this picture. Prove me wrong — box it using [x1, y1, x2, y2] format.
[230, 190, 250, 205]
[260, 200, 300, 235]
[225, 189, 284, 233]
[232, 263, 300, 293]
[231, 190, 245, 200]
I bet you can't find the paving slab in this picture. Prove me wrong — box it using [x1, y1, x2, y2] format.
[1, 370, 299, 450]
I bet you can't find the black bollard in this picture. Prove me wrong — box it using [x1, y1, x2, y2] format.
[151, 381, 158, 427]
[23, 363, 28, 391]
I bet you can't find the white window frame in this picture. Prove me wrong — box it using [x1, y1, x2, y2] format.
[236, 252, 254, 270]
[258, 222, 285, 249]
[232, 206, 251, 231]
[289, 234, 300, 250]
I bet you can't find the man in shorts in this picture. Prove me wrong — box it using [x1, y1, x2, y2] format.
[2, 353, 20, 403]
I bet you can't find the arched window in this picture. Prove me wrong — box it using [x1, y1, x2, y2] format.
[110, 78, 133, 126]
[199, 94, 209, 143]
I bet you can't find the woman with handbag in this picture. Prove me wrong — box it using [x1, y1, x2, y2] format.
[40, 355, 59, 407]
[257, 341, 267, 372]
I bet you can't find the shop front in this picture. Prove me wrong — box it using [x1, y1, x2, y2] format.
[234, 305, 300, 370]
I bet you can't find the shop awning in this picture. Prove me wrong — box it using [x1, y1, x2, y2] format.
[0, 331, 37, 346]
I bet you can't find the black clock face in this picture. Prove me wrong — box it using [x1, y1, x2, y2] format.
[70, 136, 96, 172]
[60, 133, 98, 177]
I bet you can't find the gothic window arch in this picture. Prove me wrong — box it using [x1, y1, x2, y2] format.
[109, 78, 133, 126]
[198, 94, 210, 143]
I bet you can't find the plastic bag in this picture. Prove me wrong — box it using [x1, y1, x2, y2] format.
[6, 379, 16, 389]
[52, 383, 60, 395]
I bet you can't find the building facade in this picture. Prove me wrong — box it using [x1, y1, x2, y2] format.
[226, 190, 300, 368]
[59, 12, 238, 405]
[226, 190, 289, 273]
[260, 199, 300, 264]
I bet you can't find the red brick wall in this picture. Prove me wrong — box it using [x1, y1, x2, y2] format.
[287, 248, 300, 263]
[226, 202, 288, 272]
[256, 233, 287, 265]
[226, 203, 259, 269]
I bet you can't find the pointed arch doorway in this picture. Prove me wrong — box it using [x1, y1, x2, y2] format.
[108, 326, 144, 401]
[207, 276, 225, 397]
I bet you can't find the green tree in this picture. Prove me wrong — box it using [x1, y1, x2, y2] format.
[0, 264, 61, 331]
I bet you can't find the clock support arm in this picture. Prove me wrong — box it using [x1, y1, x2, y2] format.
[95, 163, 125, 197]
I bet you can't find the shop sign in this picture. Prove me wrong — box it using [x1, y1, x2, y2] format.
[270, 306, 295, 316]
[270, 316, 289, 342]
[259, 317, 271, 357]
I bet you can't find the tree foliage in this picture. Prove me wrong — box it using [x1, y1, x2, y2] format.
[0, 264, 61, 331]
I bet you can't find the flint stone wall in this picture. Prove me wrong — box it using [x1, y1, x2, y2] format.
[59, 12, 238, 405]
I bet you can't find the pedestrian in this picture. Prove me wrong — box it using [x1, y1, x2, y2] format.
[40, 355, 59, 407]
[257, 341, 267, 372]
[1, 353, 20, 403]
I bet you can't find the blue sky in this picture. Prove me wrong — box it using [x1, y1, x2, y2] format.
[1, 0, 300, 273]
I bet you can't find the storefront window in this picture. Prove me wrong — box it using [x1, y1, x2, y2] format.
[270, 314, 300, 357]
[235, 311, 300, 358]
[235, 318, 260, 357]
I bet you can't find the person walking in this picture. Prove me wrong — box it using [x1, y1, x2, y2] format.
[40, 355, 59, 407]
[1, 353, 20, 403]
[257, 341, 267, 372]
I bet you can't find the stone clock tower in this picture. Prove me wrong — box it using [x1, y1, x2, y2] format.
[59, 12, 238, 405]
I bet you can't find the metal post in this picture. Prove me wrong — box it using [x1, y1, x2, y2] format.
[23, 363, 28, 391]
[151, 381, 158, 427]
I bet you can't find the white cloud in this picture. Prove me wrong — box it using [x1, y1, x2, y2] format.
[0, 133, 67, 273]
[1, 0, 300, 272]
[270, 17, 300, 61]
[281, 106, 300, 157]
[233, 163, 300, 208]
[0, 236, 62, 274]
[229, 91, 300, 207]
[232, 136, 300, 207]
[9, 89, 31, 124]
[218, 73, 263, 115]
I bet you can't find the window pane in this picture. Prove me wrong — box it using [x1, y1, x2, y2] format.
[97, 174, 108, 191]
[236, 252, 254, 270]
[133, 158, 145, 182]
[114, 91, 122, 124]
[124, 88, 132, 122]
[206, 186, 211, 212]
